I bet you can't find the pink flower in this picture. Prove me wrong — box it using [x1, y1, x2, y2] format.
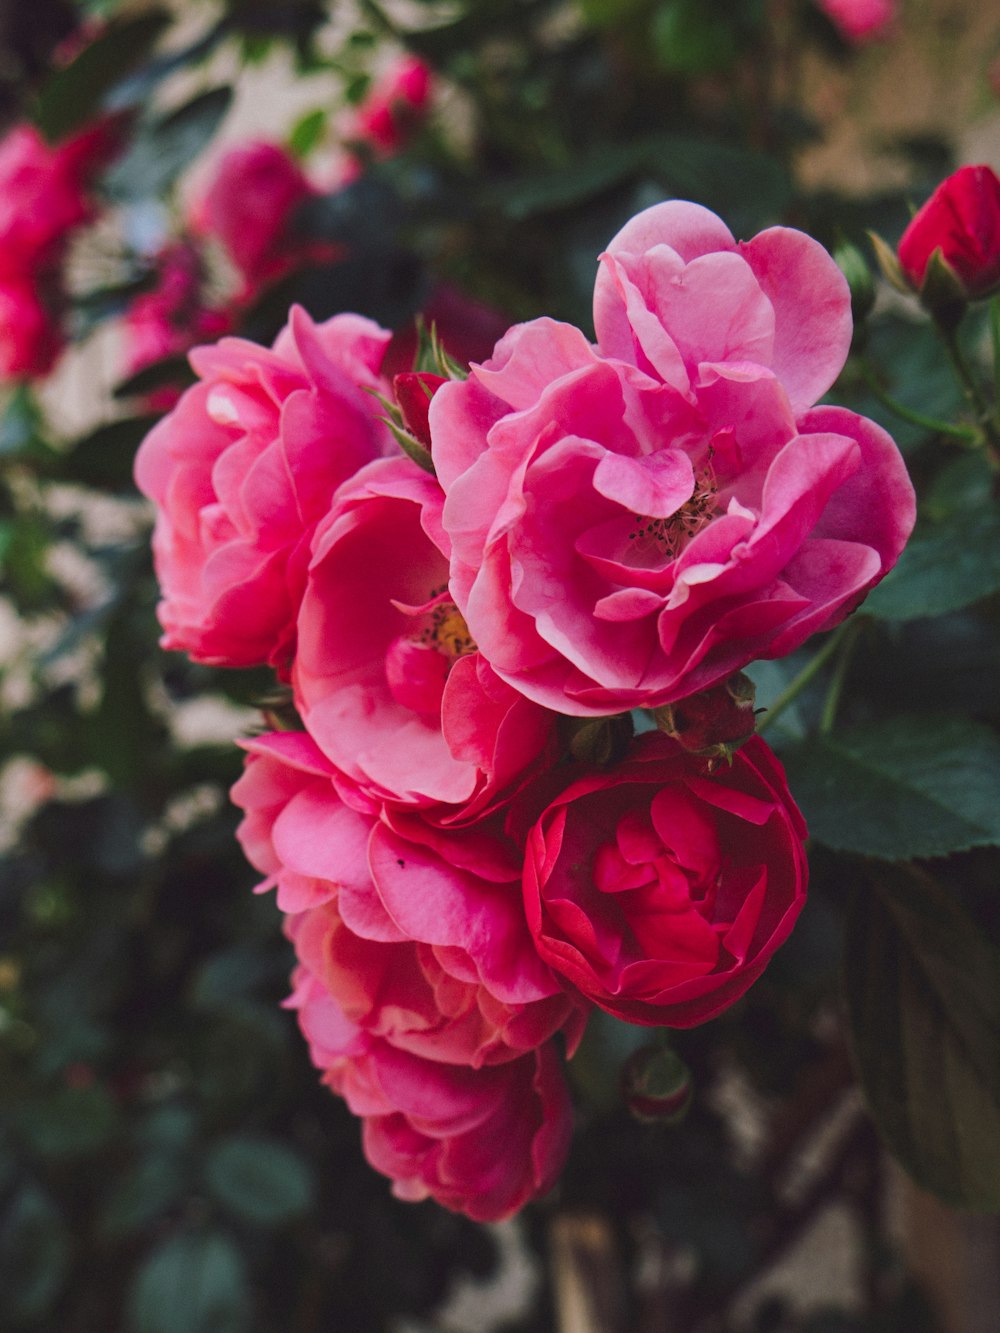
[232, 731, 586, 1068]
[522, 733, 809, 1027]
[123, 243, 231, 407]
[134, 305, 392, 669]
[898, 165, 1000, 302]
[815, 0, 895, 43]
[0, 125, 94, 275]
[289, 969, 573, 1221]
[190, 140, 317, 292]
[0, 277, 64, 379]
[292, 455, 555, 810]
[349, 55, 432, 158]
[432, 201, 915, 715]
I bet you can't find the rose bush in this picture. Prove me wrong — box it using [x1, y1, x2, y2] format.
[134, 305, 392, 669]
[232, 730, 585, 1068]
[522, 732, 808, 1026]
[289, 966, 573, 1221]
[292, 455, 555, 810]
[897, 163, 1000, 302]
[433, 202, 915, 715]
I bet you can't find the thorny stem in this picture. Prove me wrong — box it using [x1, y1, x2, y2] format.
[857, 360, 978, 443]
[756, 618, 861, 736]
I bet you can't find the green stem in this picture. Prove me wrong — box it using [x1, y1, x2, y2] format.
[757, 618, 859, 736]
[990, 296, 1000, 408]
[856, 361, 978, 442]
[819, 617, 865, 734]
[939, 322, 1000, 459]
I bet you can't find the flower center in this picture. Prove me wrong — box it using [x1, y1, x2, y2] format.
[419, 597, 477, 661]
[628, 459, 718, 559]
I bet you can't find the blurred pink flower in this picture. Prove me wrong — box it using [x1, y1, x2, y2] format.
[815, 0, 895, 43]
[190, 140, 317, 293]
[348, 55, 432, 157]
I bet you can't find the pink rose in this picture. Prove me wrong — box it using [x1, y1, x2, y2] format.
[134, 305, 392, 669]
[123, 242, 231, 407]
[0, 125, 94, 275]
[349, 55, 432, 158]
[231, 731, 585, 1068]
[522, 733, 808, 1027]
[289, 968, 573, 1221]
[0, 277, 63, 379]
[814, 0, 895, 43]
[190, 140, 316, 291]
[292, 455, 555, 810]
[898, 164, 1000, 303]
[432, 201, 914, 714]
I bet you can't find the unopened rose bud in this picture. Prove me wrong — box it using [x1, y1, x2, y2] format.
[393, 371, 446, 448]
[651, 672, 757, 762]
[622, 1045, 693, 1124]
[898, 164, 1000, 321]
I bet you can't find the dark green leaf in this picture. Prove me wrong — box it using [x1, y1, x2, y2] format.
[0, 386, 44, 458]
[18, 1085, 120, 1159]
[58, 414, 160, 492]
[128, 1230, 251, 1333]
[493, 134, 790, 227]
[865, 506, 1000, 622]
[0, 1185, 70, 1323]
[113, 356, 196, 401]
[34, 11, 171, 141]
[100, 1157, 190, 1240]
[204, 1135, 314, 1227]
[832, 314, 965, 452]
[845, 864, 1000, 1209]
[106, 87, 234, 202]
[783, 715, 1000, 859]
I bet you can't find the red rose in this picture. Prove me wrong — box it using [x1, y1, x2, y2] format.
[522, 733, 808, 1027]
[898, 164, 1000, 302]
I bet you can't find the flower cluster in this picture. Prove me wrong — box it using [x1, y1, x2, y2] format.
[0, 123, 106, 378]
[137, 200, 914, 1219]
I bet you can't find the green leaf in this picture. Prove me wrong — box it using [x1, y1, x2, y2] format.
[845, 864, 1000, 1209]
[864, 506, 1000, 622]
[493, 134, 790, 228]
[782, 715, 1000, 859]
[100, 1156, 189, 1240]
[0, 1185, 70, 1323]
[106, 87, 233, 202]
[113, 355, 197, 401]
[57, 414, 161, 492]
[831, 314, 965, 452]
[34, 11, 172, 141]
[288, 107, 327, 158]
[19, 1084, 121, 1159]
[128, 1230, 251, 1333]
[0, 386, 44, 458]
[204, 1135, 314, 1227]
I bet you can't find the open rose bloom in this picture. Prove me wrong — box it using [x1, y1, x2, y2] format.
[433, 202, 914, 714]
[137, 196, 914, 1220]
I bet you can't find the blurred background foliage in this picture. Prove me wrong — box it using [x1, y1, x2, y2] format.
[1, 1, 999, 1329]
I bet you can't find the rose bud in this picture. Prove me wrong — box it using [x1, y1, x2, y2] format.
[898, 165, 1000, 313]
[621, 1044, 693, 1124]
[651, 672, 757, 763]
[393, 371, 447, 447]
